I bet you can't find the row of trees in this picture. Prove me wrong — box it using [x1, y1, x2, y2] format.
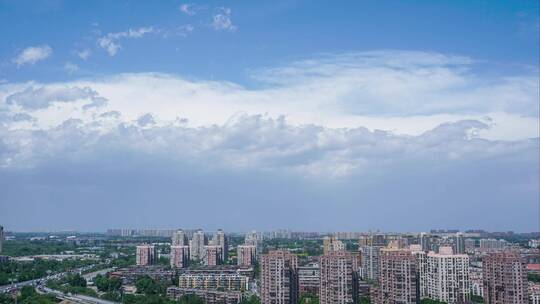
[0, 286, 57, 304]
[0, 259, 94, 285]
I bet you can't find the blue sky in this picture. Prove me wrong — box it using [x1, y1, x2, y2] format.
[0, 0, 538, 232]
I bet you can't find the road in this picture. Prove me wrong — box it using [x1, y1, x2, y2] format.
[83, 268, 115, 281]
[0, 264, 97, 294]
[38, 285, 119, 304]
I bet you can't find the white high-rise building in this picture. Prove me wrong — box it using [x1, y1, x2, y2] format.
[172, 230, 187, 246]
[245, 230, 262, 256]
[423, 246, 470, 304]
[190, 230, 207, 261]
[360, 246, 381, 281]
[410, 245, 428, 298]
[212, 229, 228, 262]
[0, 225, 4, 254]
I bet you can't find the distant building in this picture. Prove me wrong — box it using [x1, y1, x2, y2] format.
[360, 246, 381, 281]
[424, 246, 470, 303]
[172, 230, 188, 246]
[319, 251, 358, 304]
[0, 225, 3, 254]
[323, 236, 346, 255]
[260, 250, 298, 304]
[419, 233, 431, 252]
[205, 245, 223, 266]
[373, 249, 418, 304]
[136, 244, 157, 266]
[237, 245, 257, 266]
[170, 245, 190, 269]
[464, 238, 476, 251]
[212, 229, 228, 263]
[479, 239, 507, 251]
[245, 231, 262, 256]
[110, 266, 173, 285]
[483, 251, 528, 304]
[191, 230, 207, 261]
[454, 233, 465, 254]
[298, 263, 320, 296]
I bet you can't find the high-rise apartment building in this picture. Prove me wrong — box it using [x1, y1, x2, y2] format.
[483, 251, 528, 304]
[172, 230, 188, 246]
[323, 237, 346, 255]
[212, 229, 228, 263]
[479, 239, 507, 251]
[260, 250, 298, 304]
[136, 244, 157, 266]
[245, 231, 262, 256]
[171, 245, 190, 269]
[0, 225, 3, 254]
[373, 249, 418, 304]
[298, 263, 320, 296]
[464, 239, 476, 251]
[410, 245, 428, 298]
[419, 233, 431, 252]
[424, 246, 470, 303]
[205, 245, 223, 266]
[454, 233, 465, 254]
[319, 251, 358, 304]
[360, 246, 381, 281]
[237, 245, 257, 266]
[191, 230, 208, 261]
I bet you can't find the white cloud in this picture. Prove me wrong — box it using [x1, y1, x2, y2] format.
[5, 86, 107, 110]
[77, 49, 91, 60]
[179, 3, 196, 15]
[64, 62, 79, 74]
[13, 45, 52, 67]
[0, 50, 537, 141]
[98, 27, 156, 56]
[211, 8, 237, 32]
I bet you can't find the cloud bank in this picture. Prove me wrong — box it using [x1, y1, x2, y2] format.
[0, 50, 537, 231]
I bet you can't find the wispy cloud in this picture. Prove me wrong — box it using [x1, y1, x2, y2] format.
[98, 27, 156, 56]
[13, 45, 52, 67]
[77, 49, 91, 60]
[179, 3, 197, 16]
[211, 8, 237, 32]
[64, 62, 79, 74]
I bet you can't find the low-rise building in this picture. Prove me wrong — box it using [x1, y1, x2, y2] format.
[167, 287, 242, 304]
[109, 266, 174, 285]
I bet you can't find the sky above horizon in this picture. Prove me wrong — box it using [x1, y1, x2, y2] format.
[0, 0, 539, 232]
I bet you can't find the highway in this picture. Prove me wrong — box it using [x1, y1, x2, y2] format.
[38, 285, 119, 304]
[0, 264, 97, 294]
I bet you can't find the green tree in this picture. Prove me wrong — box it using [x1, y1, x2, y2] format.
[470, 295, 483, 303]
[67, 273, 87, 287]
[420, 299, 447, 304]
[241, 295, 260, 304]
[178, 294, 204, 304]
[135, 276, 166, 296]
[528, 273, 540, 283]
[358, 296, 370, 304]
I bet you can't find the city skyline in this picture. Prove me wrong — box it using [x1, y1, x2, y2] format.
[0, 1, 539, 232]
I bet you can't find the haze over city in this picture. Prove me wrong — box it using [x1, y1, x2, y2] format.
[0, 1, 539, 232]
